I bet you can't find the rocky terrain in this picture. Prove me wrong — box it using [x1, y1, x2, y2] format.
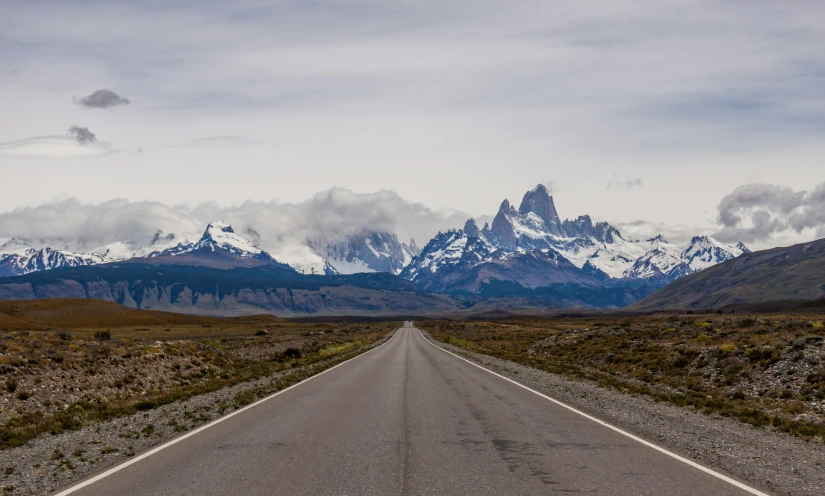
[421, 314, 825, 440]
[0, 329, 395, 495]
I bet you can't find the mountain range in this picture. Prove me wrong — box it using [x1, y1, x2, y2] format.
[0, 184, 755, 315]
[399, 185, 747, 292]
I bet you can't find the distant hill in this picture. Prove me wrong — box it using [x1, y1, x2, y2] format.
[0, 299, 233, 330]
[631, 237, 825, 310]
[0, 262, 463, 317]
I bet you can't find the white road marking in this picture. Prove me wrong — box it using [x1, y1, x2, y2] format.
[416, 327, 771, 496]
[54, 328, 403, 495]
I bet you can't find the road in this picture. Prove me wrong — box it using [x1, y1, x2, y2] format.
[60, 323, 764, 495]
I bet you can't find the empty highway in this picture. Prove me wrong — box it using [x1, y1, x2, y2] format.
[59, 323, 765, 495]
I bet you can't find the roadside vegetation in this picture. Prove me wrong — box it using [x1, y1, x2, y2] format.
[0, 314, 394, 450]
[423, 313, 825, 441]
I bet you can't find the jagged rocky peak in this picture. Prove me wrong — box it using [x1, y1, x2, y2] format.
[562, 215, 594, 237]
[561, 215, 621, 243]
[736, 242, 751, 254]
[518, 184, 561, 230]
[647, 234, 669, 244]
[193, 221, 263, 256]
[491, 200, 518, 249]
[463, 218, 481, 238]
[498, 199, 516, 216]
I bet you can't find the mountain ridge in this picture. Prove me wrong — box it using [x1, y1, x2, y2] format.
[631, 237, 825, 310]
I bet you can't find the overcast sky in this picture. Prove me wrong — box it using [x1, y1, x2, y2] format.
[1, 0, 823, 250]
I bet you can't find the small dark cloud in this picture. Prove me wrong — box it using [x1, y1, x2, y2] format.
[74, 89, 131, 109]
[606, 178, 643, 189]
[67, 126, 97, 145]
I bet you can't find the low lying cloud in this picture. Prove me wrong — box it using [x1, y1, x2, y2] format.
[714, 182, 825, 243]
[67, 125, 97, 145]
[613, 219, 711, 245]
[0, 188, 472, 255]
[74, 89, 131, 109]
[606, 178, 643, 189]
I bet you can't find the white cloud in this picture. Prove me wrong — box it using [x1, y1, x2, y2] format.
[0, 0, 822, 246]
[0, 188, 471, 254]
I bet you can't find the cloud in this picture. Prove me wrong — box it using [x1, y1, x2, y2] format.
[606, 178, 643, 189]
[173, 136, 263, 147]
[74, 89, 131, 109]
[0, 188, 471, 255]
[613, 219, 712, 245]
[67, 125, 97, 145]
[0, 135, 109, 158]
[714, 182, 825, 243]
[541, 181, 557, 194]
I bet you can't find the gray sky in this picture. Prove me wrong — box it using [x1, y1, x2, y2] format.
[1, 0, 823, 250]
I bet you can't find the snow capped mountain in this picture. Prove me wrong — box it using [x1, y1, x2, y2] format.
[0, 237, 35, 256]
[93, 231, 193, 260]
[681, 235, 750, 271]
[0, 246, 110, 277]
[268, 244, 334, 275]
[405, 185, 647, 280]
[623, 235, 748, 281]
[401, 229, 496, 286]
[306, 230, 420, 275]
[190, 221, 263, 257]
[401, 184, 750, 292]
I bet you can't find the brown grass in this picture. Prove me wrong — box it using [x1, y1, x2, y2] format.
[421, 313, 825, 441]
[0, 299, 397, 449]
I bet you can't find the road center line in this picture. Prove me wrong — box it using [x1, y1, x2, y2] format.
[416, 327, 770, 496]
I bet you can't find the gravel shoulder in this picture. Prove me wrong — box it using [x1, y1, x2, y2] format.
[419, 329, 825, 496]
[0, 330, 396, 495]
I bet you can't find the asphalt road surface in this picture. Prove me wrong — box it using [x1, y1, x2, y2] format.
[60, 323, 764, 495]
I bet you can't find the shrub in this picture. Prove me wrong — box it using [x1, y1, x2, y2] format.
[94, 330, 112, 341]
[283, 347, 302, 359]
[5, 380, 17, 393]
